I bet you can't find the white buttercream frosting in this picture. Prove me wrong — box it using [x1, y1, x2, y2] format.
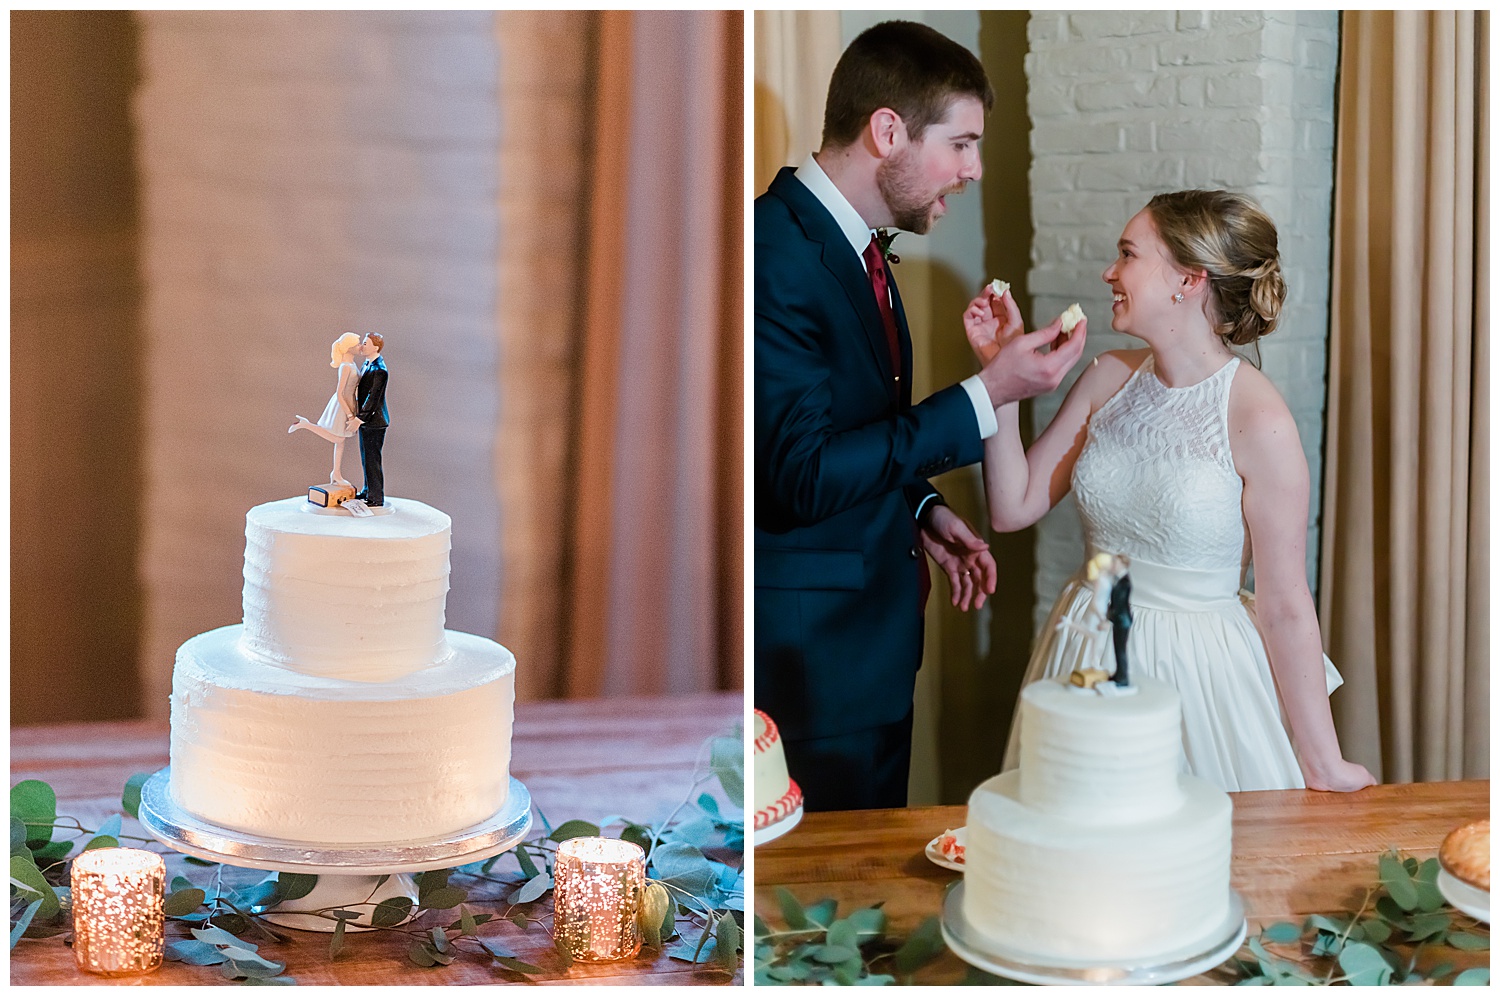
[171, 625, 514, 844]
[964, 675, 1233, 962]
[752, 712, 788, 814]
[240, 498, 451, 682]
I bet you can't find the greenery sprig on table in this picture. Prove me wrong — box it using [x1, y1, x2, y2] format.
[11, 727, 745, 985]
[753, 889, 947, 985]
[1227, 849, 1488, 987]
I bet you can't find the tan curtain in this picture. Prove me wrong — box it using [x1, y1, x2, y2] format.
[563, 11, 743, 698]
[752, 10, 841, 194]
[1321, 11, 1488, 782]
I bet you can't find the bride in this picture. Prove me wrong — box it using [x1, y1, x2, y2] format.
[966, 189, 1374, 794]
[289, 332, 363, 487]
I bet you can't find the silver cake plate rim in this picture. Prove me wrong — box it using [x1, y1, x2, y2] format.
[941, 880, 1247, 985]
[139, 767, 532, 874]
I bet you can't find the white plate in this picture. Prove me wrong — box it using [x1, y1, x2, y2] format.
[925, 827, 966, 871]
[753, 803, 803, 846]
[1438, 868, 1490, 923]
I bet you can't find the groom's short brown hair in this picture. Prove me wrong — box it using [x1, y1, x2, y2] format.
[821, 20, 994, 150]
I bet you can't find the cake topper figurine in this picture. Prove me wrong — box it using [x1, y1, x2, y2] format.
[290, 332, 363, 490]
[353, 333, 389, 508]
[1061, 551, 1136, 695]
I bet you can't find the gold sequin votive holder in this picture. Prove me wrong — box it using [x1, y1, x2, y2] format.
[70, 847, 166, 976]
[553, 836, 646, 961]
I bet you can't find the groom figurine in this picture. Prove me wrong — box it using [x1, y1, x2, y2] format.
[755, 21, 1087, 810]
[354, 333, 389, 507]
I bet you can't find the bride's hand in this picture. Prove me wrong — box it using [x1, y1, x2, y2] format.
[963, 285, 1023, 366]
[1302, 757, 1376, 793]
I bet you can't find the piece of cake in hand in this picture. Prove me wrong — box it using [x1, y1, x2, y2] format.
[988, 278, 1010, 300]
[1059, 303, 1085, 335]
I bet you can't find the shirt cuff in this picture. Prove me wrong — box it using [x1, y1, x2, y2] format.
[914, 493, 944, 523]
[961, 375, 998, 439]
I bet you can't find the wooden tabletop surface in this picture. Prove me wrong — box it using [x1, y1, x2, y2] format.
[755, 779, 1490, 985]
[11, 691, 745, 986]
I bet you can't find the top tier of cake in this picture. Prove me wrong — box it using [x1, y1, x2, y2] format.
[1016, 676, 1185, 824]
[240, 498, 451, 682]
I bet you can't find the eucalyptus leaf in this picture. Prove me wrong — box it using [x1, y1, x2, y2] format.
[1378, 852, 1419, 910]
[82, 835, 118, 852]
[163, 887, 207, 917]
[30, 840, 73, 867]
[193, 925, 256, 950]
[710, 733, 745, 804]
[805, 898, 837, 928]
[813, 942, 859, 963]
[430, 925, 453, 955]
[651, 841, 718, 896]
[1337, 941, 1392, 985]
[458, 907, 478, 936]
[407, 939, 439, 968]
[11, 781, 56, 844]
[1261, 921, 1300, 944]
[1374, 896, 1411, 927]
[847, 907, 887, 940]
[171, 875, 196, 893]
[834, 961, 863, 986]
[1413, 858, 1445, 911]
[513, 872, 551, 905]
[1447, 930, 1489, 951]
[417, 868, 450, 899]
[715, 914, 741, 971]
[214, 911, 252, 935]
[166, 938, 230, 965]
[184, 855, 218, 867]
[9, 899, 40, 950]
[1427, 961, 1456, 981]
[10, 818, 26, 852]
[10, 855, 59, 918]
[371, 896, 414, 928]
[495, 955, 546, 975]
[826, 918, 858, 951]
[1405, 910, 1451, 942]
[122, 772, 151, 820]
[1453, 968, 1490, 985]
[223, 957, 285, 980]
[329, 917, 346, 960]
[514, 844, 539, 879]
[892, 916, 944, 974]
[275, 873, 318, 902]
[509, 911, 530, 931]
[420, 886, 469, 910]
[477, 937, 517, 959]
[1359, 917, 1391, 944]
[859, 974, 897, 985]
[242, 977, 298, 986]
[698, 793, 721, 817]
[548, 819, 600, 842]
[620, 822, 654, 855]
[776, 886, 810, 930]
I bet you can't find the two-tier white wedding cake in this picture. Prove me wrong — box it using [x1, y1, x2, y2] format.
[961, 675, 1232, 962]
[169, 497, 515, 845]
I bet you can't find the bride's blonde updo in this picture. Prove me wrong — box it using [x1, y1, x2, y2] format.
[1145, 190, 1286, 346]
[330, 331, 361, 367]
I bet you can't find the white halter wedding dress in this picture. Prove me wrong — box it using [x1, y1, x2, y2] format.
[1002, 354, 1341, 792]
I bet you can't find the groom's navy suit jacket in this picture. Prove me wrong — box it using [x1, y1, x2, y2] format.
[755, 166, 984, 743]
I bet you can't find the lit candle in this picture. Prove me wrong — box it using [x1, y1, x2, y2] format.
[70, 848, 166, 976]
[552, 837, 646, 962]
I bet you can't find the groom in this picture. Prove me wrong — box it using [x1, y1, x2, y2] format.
[354, 333, 389, 507]
[755, 20, 1087, 811]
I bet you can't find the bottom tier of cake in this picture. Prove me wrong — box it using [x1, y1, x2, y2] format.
[962, 769, 1232, 963]
[170, 625, 515, 845]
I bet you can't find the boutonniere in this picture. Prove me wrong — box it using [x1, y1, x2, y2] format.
[874, 228, 900, 265]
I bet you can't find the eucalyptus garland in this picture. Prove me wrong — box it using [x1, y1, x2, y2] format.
[11, 727, 745, 984]
[754, 850, 1488, 987]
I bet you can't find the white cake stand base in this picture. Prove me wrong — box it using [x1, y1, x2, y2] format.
[941, 880, 1247, 985]
[138, 767, 531, 932]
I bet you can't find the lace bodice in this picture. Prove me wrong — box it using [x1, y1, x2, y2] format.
[1072, 355, 1245, 570]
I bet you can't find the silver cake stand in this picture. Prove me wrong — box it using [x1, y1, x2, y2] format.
[139, 767, 531, 932]
[941, 880, 1247, 985]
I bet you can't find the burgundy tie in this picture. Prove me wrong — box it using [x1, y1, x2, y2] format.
[863, 235, 902, 389]
[863, 236, 930, 614]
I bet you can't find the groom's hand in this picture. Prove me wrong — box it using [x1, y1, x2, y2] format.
[977, 313, 1088, 408]
[962, 284, 1023, 366]
[920, 505, 997, 612]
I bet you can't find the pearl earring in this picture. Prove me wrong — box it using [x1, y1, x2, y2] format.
[1172, 292, 1184, 304]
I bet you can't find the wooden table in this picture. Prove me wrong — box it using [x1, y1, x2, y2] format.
[11, 692, 744, 986]
[756, 780, 1489, 985]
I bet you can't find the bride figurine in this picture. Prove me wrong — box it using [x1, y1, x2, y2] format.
[289, 332, 363, 487]
[968, 189, 1374, 795]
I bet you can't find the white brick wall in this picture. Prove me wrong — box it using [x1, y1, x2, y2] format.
[134, 12, 503, 716]
[1026, 11, 1340, 630]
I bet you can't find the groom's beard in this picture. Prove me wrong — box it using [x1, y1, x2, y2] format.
[876, 146, 963, 235]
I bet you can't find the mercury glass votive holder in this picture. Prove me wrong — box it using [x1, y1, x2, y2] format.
[552, 836, 646, 961]
[70, 847, 166, 976]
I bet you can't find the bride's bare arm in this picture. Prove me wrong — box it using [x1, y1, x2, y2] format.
[1231, 369, 1375, 793]
[980, 347, 1136, 532]
[337, 364, 358, 417]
